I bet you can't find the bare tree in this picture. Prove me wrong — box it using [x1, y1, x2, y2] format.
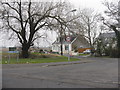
[101, 0, 120, 58]
[0, 1, 73, 58]
[44, 2, 78, 55]
[77, 8, 100, 55]
[57, 9, 78, 55]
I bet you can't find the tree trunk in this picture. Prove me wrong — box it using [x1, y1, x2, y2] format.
[90, 47, 95, 56]
[89, 42, 95, 56]
[60, 37, 63, 55]
[21, 44, 30, 58]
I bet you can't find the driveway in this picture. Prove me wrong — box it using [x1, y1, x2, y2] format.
[2, 57, 118, 88]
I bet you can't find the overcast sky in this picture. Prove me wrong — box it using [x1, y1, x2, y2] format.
[68, 0, 105, 12]
[0, 0, 114, 47]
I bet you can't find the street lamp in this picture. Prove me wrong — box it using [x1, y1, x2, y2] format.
[71, 9, 77, 12]
[65, 9, 77, 15]
[66, 9, 77, 61]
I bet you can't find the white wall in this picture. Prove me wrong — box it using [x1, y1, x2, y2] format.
[52, 43, 72, 54]
[62, 44, 72, 54]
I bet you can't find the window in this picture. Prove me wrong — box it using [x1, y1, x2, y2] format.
[65, 45, 69, 50]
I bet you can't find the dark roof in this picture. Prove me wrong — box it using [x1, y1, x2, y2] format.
[98, 32, 116, 44]
[99, 32, 115, 39]
[53, 35, 77, 44]
[52, 34, 90, 45]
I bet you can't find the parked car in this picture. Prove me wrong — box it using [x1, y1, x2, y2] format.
[83, 49, 91, 54]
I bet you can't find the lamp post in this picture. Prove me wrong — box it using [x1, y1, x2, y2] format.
[65, 9, 77, 15]
[66, 9, 77, 61]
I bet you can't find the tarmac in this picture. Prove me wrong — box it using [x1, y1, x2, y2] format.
[2, 57, 118, 88]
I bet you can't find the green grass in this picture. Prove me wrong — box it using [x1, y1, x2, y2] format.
[2, 56, 80, 64]
[1, 52, 80, 64]
[79, 53, 90, 56]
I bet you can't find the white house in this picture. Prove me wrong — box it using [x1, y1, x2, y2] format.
[52, 34, 90, 55]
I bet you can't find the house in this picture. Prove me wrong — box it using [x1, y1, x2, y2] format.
[52, 34, 90, 55]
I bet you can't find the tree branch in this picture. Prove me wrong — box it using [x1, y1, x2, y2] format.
[35, 22, 47, 32]
[3, 2, 19, 14]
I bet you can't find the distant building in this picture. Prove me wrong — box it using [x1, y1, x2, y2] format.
[1, 47, 9, 53]
[97, 32, 117, 48]
[52, 34, 90, 55]
[1, 47, 21, 53]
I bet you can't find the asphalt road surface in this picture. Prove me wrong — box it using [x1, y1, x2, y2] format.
[2, 57, 118, 88]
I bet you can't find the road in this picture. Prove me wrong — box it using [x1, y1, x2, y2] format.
[2, 57, 118, 88]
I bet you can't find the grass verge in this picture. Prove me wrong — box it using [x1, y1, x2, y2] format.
[79, 53, 90, 56]
[2, 55, 80, 64]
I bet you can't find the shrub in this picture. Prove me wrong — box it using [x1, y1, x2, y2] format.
[109, 49, 118, 58]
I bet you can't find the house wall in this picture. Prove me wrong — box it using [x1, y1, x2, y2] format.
[72, 36, 90, 51]
[52, 35, 90, 55]
[62, 44, 72, 54]
[52, 44, 72, 55]
[52, 44, 60, 52]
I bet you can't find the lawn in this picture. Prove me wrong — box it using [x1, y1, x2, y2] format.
[2, 53, 80, 64]
[79, 53, 90, 56]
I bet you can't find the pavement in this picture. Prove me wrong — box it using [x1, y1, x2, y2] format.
[2, 57, 119, 88]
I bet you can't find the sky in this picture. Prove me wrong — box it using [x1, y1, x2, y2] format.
[68, 0, 105, 12]
[0, 0, 114, 47]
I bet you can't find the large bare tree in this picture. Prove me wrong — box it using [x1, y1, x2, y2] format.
[0, 1, 73, 58]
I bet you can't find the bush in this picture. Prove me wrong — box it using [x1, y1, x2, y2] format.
[109, 49, 119, 58]
[94, 47, 119, 58]
[29, 53, 51, 59]
[102, 48, 119, 58]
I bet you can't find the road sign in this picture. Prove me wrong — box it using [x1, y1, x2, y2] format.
[66, 36, 71, 42]
[9, 47, 16, 51]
